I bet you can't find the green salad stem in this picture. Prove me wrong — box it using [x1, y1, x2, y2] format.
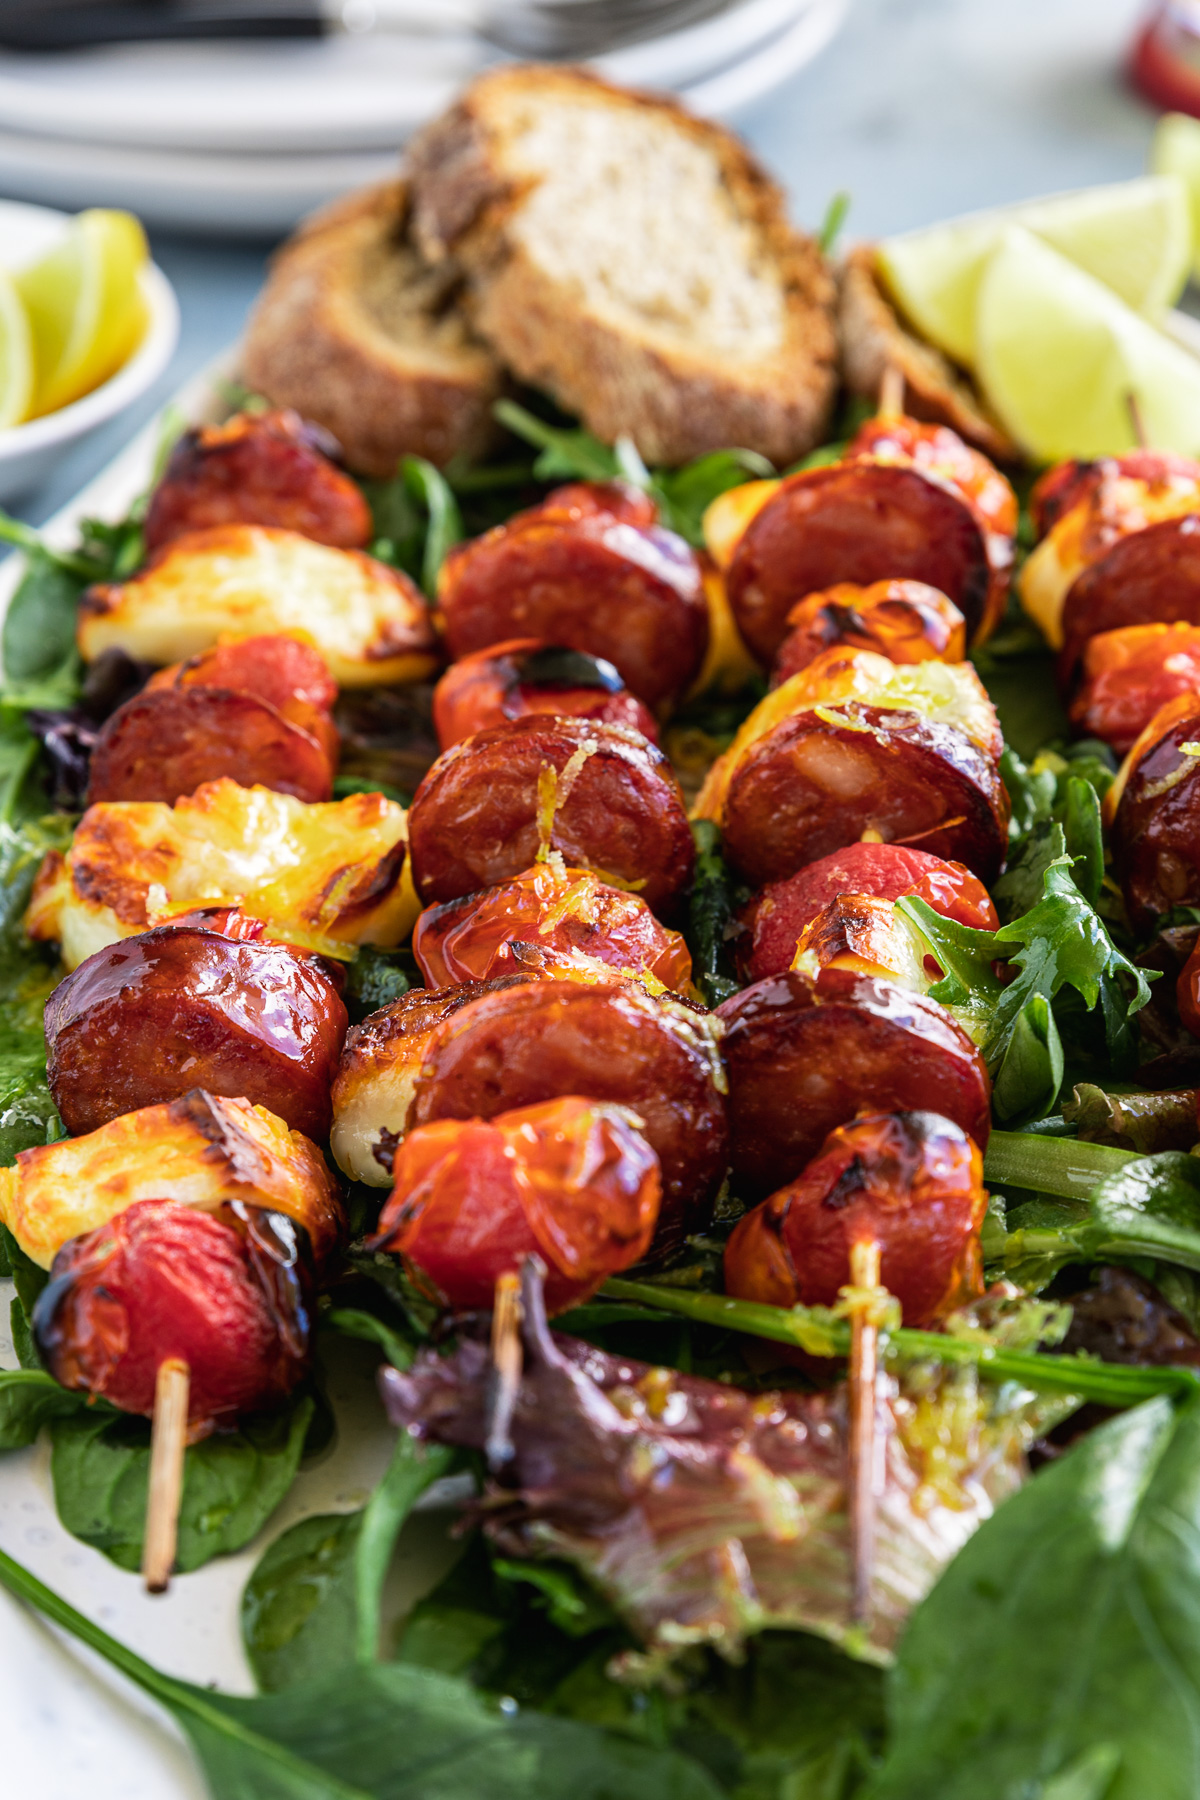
[983, 1129, 1136, 1198]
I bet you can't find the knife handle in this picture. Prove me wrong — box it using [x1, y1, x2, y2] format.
[0, 0, 326, 49]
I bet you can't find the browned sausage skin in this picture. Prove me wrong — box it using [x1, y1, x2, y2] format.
[144, 408, 373, 553]
[1060, 515, 1200, 683]
[45, 925, 348, 1141]
[1109, 694, 1200, 931]
[437, 481, 709, 713]
[772, 580, 967, 686]
[406, 715, 695, 916]
[716, 966, 991, 1197]
[432, 638, 659, 750]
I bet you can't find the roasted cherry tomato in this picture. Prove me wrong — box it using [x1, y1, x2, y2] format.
[432, 638, 658, 750]
[1068, 623, 1200, 756]
[723, 1110, 986, 1326]
[44, 925, 348, 1142]
[369, 1097, 661, 1314]
[413, 862, 692, 992]
[437, 481, 709, 712]
[717, 967, 991, 1196]
[32, 1198, 314, 1426]
[772, 580, 966, 686]
[739, 841, 997, 983]
[144, 408, 372, 553]
[406, 715, 695, 916]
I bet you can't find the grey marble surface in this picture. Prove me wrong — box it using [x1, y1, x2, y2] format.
[6, 0, 1162, 527]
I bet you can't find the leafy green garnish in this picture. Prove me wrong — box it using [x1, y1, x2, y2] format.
[361, 455, 464, 599]
[685, 820, 740, 1007]
[345, 945, 416, 1021]
[871, 1394, 1200, 1800]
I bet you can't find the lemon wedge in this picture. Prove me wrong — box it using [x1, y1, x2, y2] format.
[0, 267, 33, 430]
[974, 227, 1200, 462]
[16, 209, 149, 420]
[1152, 112, 1200, 279]
[879, 176, 1193, 367]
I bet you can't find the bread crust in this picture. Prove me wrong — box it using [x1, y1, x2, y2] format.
[838, 245, 1016, 462]
[241, 179, 503, 476]
[405, 66, 838, 468]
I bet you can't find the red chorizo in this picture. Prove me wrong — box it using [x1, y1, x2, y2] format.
[723, 1110, 986, 1325]
[432, 638, 658, 750]
[406, 716, 695, 915]
[1109, 694, 1200, 930]
[772, 580, 966, 685]
[719, 702, 1008, 888]
[146, 632, 339, 762]
[407, 978, 728, 1259]
[716, 967, 991, 1196]
[437, 481, 709, 712]
[1031, 451, 1200, 539]
[144, 408, 372, 553]
[32, 1199, 314, 1425]
[1068, 623, 1200, 755]
[1060, 515, 1200, 681]
[369, 1097, 661, 1315]
[44, 925, 348, 1141]
[84, 686, 335, 807]
[413, 861, 692, 992]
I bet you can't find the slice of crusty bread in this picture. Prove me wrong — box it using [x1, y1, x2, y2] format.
[404, 66, 838, 468]
[838, 244, 1016, 462]
[241, 179, 504, 477]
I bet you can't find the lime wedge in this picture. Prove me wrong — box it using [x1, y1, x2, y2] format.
[879, 176, 1193, 367]
[17, 209, 149, 419]
[0, 268, 33, 430]
[1152, 111, 1200, 278]
[974, 227, 1200, 462]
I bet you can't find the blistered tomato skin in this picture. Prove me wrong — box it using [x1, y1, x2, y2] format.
[739, 842, 997, 983]
[717, 968, 991, 1198]
[437, 481, 709, 712]
[405, 978, 727, 1260]
[369, 1097, 661, 1314]
[44, 926, 348, 1142]
[406, 716, 695, 916]
[144, 409, 372, 553]
[432, 638, 659, 750]
[1111, 700, 1200, 930]
[413, 863, 693, 992]
[85, 687, 336, 807]
[720, 703, 1008, 889]
[1068, 624, 1200, 756]
[772, 580, 967, 686]
[723, 1110, 987, 1326]
[726, 463, 991, 666]
[32, 1199, 314, 1425]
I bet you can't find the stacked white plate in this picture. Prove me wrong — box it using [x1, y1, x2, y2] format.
[0, 0, 847, 235]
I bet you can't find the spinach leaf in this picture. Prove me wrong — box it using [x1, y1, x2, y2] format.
[0, 1546, 726, 1800]
[243, 1430, 455, 1690]
[49, 1393, 314, 1573]
[1, 1219, 48, 1365]
[871, 1394, 1200, 1800]
[0, 1366, 88, 1447]
[686, 820, 740, 1006]
[990, 993, 1064, 1127]
[1, 547, 82, 698]
[1084, 1152, 1200, 1271]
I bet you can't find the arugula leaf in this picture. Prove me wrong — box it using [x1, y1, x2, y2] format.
[0, 1546, 726, 1800]
[686, 820, 740, 1006]
[494, 400, 620, 484]
[818, 190, 852, 255]
[242, 1431, 455, 1690]
[991, 993, 1064, 1127]
[360, 457, 464, 599]
[401, 456, 464, 599]
[48, 1393, 314, 1573]
[870, 1394, 1200, 1800]
[648, 449, 774, 549]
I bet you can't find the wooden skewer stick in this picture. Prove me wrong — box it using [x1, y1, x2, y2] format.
[485, 1270, 523, 1472]
[142, 1358, 190, 1594]
[1126, 389, 1148, 449]
[847, 1237, 882, 1628]
[878, 363, 905, 421]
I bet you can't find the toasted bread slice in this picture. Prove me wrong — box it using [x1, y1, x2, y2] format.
[405, 66, 837, 468]
[838, 245, 1016, 462]
[241, 179, 503, 477]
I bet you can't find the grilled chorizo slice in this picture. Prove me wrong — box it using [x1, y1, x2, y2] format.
[1060, 515, 1200, 681]
[369, 1098, 661, 1315]
[406, 978, 728, 1259]
[719, 702, 1008, 889]
[149, 630, 337, 716]
[724, 1110, 986, 1325]
[432, 638, 658, 750]
[772, 580, 966, 686]
[144, 408, 372, 553]
[33, 1198, 315, 1425]
[1109, 694, 1200, 930]
[1068, 623, 1200, 755]
[437, 481, 709, 712]
[1030, 451, 1200, 539]
[406, 716, 695, 916]
[413, 862, 692, 992]
[85, 687, 336, 807]
[723, 463, 994, 666]
[739, 841, 997, 983]
[45, 925, 348, 1142]
[716, 967, 991, 1196]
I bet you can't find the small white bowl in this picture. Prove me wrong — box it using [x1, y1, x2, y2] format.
[0, 198, 180, 506]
